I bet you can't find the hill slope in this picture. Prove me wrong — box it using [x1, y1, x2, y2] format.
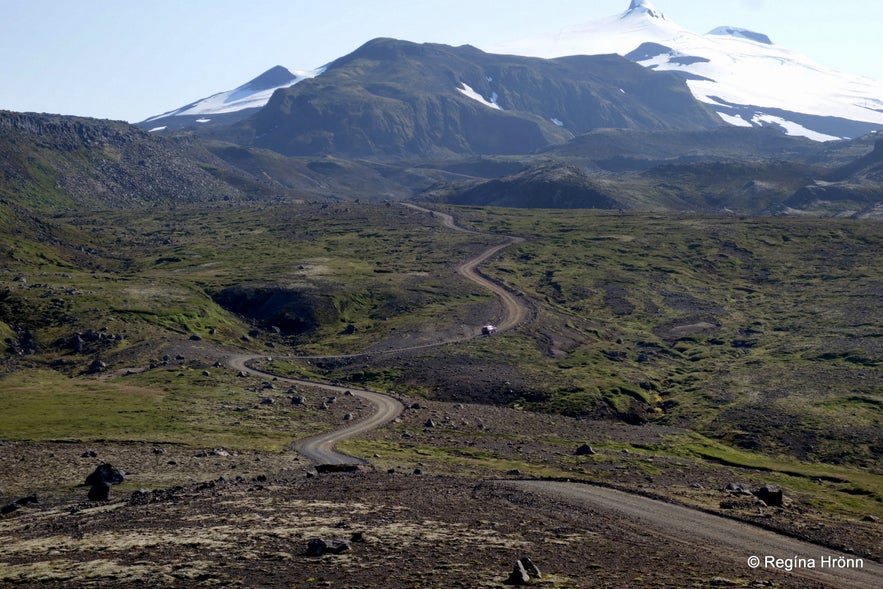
[0, 111, 257, 208]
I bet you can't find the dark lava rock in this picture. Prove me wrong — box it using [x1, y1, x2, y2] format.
[306, 537, 351, 556]
[520, 557, 541, 579]
[84, 463, 126, 486]
[574, 443, 596, 456]
[86, 360, 106, 374]
[505, 560, 530, 585]
[754, 484, 784, 507]
[88, 481, 112, 501]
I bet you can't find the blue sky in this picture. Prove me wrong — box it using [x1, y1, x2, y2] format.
[2, 0, 881, 122]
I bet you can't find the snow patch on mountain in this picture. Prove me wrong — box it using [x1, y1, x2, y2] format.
[457, 83, 502, 110]
[141, 66, 321, 123]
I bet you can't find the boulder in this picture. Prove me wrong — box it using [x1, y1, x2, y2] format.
[86, 360, 106, 374]
[574, 443, 596, 456]
[84, 464, 125, 486]
[754, 485, 784, 507]
[88, 481, 112, 501]
[306, 537, 350, 556]
[70, 334, 85, 352]
[520, 557, 541, 579]
[505, 560, 530, 585]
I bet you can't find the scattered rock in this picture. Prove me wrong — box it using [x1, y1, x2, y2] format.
[724, 482, 753, 495]
[81, 450, 98, 458]
[86, 360, 106, 374]
[709, 577, 739, 586]
[189, 334, 202, 341]
[719, 498, 761, 510]
[754, 485, 784, 507]
[84, 464, 125, 486]
[70, 334, 85, 353]
[424, 419, 436, 428]
[129, 489, 153, 505]
[1, 494, 38, 515]
[862, 514, 879, 523]
[505, 560, 530, 585]
[520, 556, 541, 579]
[574, 443, 596, 456]
[306, 537, 350, 556]
[202, 370, 211, 377]
[195, 448, 230, 458]
[291, 396, 305, 405]
[88, 481, 112, 501]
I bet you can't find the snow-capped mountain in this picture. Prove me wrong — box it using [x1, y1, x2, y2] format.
[140, 65, 320, 132]
[493, 0, 883, 141]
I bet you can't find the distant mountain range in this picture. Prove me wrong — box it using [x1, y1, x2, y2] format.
[3, 1, 883, 218]
[140, 0, 883, 143]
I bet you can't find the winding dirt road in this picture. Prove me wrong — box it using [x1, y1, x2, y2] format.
[227, 205, 881, 587]
[405, 203, 531, 331]
[228, 204, 531, 464]
[228, 355, 403, 465]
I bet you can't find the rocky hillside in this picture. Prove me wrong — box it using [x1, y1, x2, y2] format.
[0, 111, 274, 209]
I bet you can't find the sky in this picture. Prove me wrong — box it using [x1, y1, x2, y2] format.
[2, 0, 882, 123]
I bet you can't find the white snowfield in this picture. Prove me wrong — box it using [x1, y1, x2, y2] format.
[457, 82, 502, 110]
[493, 0, 883, 141]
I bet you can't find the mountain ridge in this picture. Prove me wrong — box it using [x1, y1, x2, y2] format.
[228, 38, 722, 158]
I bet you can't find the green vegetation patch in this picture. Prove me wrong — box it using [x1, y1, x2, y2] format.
[0, 368, 318, 451]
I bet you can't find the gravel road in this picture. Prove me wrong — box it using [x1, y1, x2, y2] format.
[510, 480, 883, 589]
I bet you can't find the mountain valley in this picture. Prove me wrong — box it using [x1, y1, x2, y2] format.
[1, 1, 882, 587]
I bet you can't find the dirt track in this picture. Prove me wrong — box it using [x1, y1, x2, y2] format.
[228, 354, 403, 465]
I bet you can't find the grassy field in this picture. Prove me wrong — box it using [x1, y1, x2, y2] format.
[1, 202, 880, 480]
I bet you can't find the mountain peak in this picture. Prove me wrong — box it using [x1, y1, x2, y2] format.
[242, 66, 298, 92]
[626, 0, 665, 20]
